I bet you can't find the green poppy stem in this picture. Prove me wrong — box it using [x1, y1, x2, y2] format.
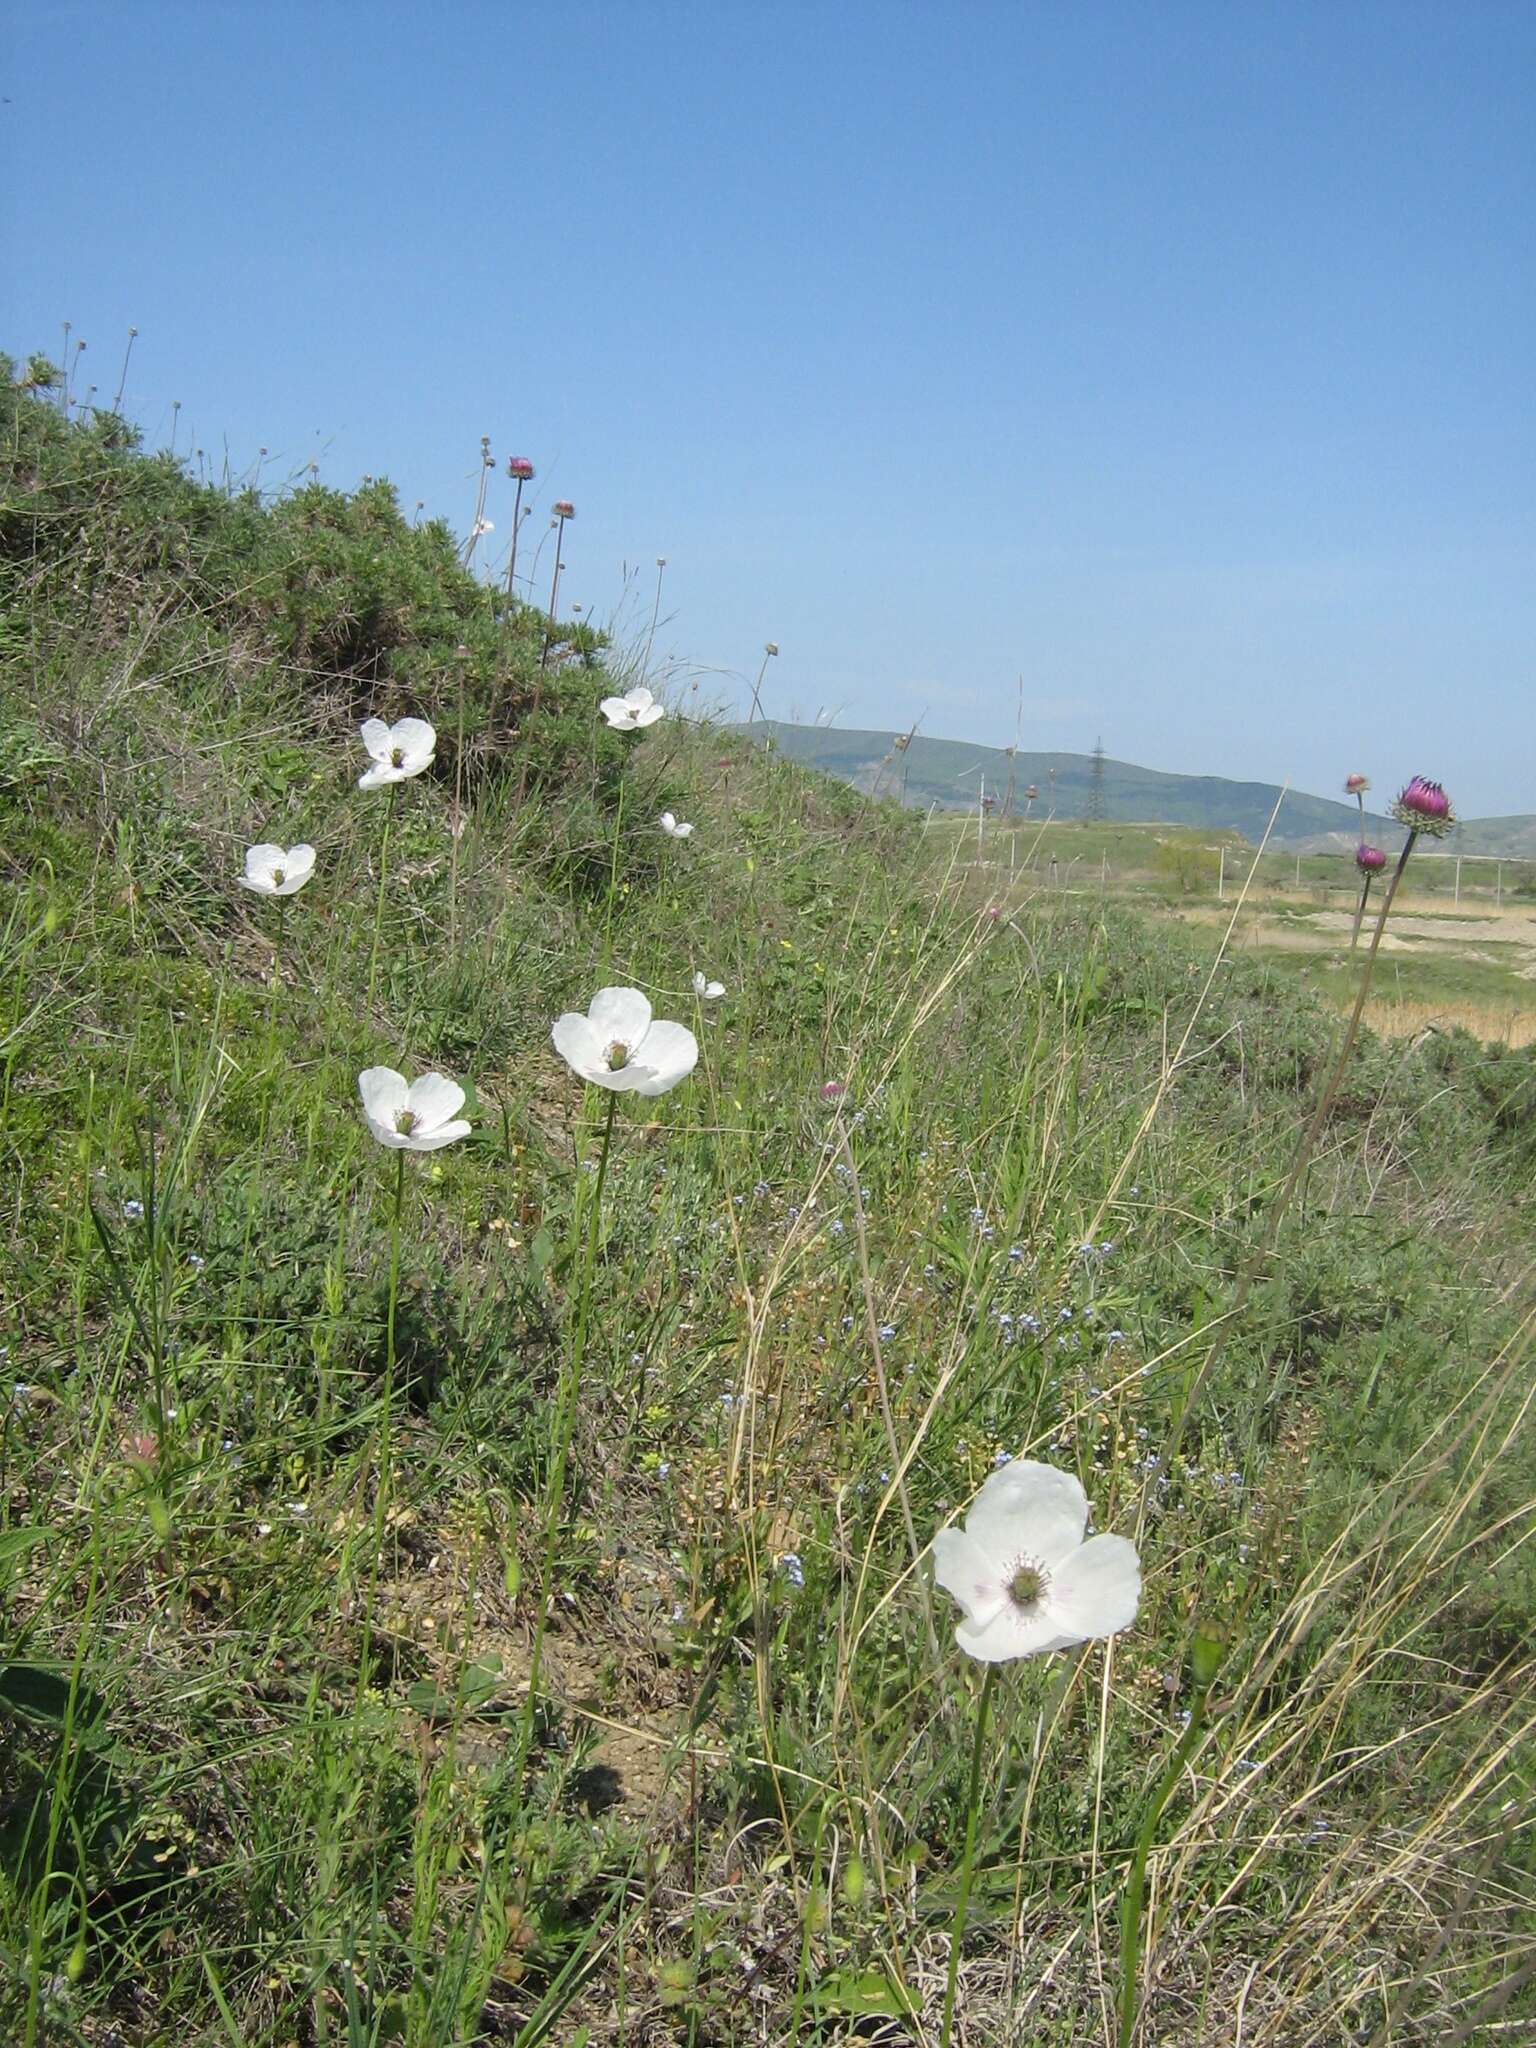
[602, 770, 626, 972]
[939, 1663, 997, 2048]
[385, 1145, 406, 1390]
[367, 787, 395, 1010]
[516, 1089, 618, 1781]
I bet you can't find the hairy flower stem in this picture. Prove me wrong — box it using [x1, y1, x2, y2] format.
[517, 1090, 617, 1784]
[1116, 1682, 1211, 2047]
[602, 772, 627, 972]
[385, 1147, 406, 1392]
[939, 1664, 997, 2048]
[367, 787, 396, 1010]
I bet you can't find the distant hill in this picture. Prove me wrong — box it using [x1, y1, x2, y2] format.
[750, 722, 1534, 856]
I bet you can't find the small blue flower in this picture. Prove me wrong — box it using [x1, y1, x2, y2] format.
[877, 1323, 896, 1342]
[779, 1552, 805, 1588]
[123, 1199, 145, 1221]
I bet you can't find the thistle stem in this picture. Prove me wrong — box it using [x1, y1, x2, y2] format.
[1349, 873, 1372, 952]
[1117, 1684, 1211, 2048]
[505, 477, 525, 597]
[939, 1664, 997, 2048]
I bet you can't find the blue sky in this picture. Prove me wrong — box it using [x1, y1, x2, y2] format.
[6, 2, 1533, 815]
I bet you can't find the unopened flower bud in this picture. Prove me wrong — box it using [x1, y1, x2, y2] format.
[508, 455, 535, 479]
[1191, 1624, 1226, 1690]
[1343, 772, 1370, 795]
[1354, 843, 1387, 873]
[552, 499, 575, 519]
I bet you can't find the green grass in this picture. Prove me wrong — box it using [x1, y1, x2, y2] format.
[3, 368, 1535, 2046]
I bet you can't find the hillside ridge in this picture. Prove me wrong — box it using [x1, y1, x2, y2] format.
[755, 719, 1533, 854]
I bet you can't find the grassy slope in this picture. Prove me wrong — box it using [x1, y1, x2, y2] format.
[3, 376, 1535, 2046]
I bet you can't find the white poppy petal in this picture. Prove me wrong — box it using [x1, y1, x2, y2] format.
[955, 1606, 1084, 1663]
[966, 1461, 1089, 1571]
[392, 717, 436, 771]
[405, 1118, 471, 1152]
[673, 821, 694, 837]
[244, 843, 285, 880]
[1044, 1535, 1141, 1643]
[551, 1013, 606, 1082]
[588, 987, 653, 1048]
[273, 845, 316, 895]
[599, 696, 635, 728]
[365, 1118, 411, 1149]
[627, 1019, 698, 1096]
[358, 1067, 409, 1127]
[931, 1528, 1006, 1631]
[634, 702, 665, 726]
[359, 718, 392, 761]
[660, 812, 677, 833]
[358, 762, 399, 790]
[407, 1073, 466, 1133]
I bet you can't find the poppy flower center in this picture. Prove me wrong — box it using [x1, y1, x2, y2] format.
[1007, 1559, 1049, 1610]
[395, 1109, 419, 1134]
[390, 746, 406, 767]
[605, 1040, 632, 1071]
[271, 867, 285, 886]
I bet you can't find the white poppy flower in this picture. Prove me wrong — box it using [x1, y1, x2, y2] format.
[551, 987, 698, 1097]
[930, 1461, 1140, 1663]
[692, 972, 725, 999]
[599, 686, 665, 731]
[660, 812, 694, 839]
[358, 716, 436, 789]
[240, 843, 316, 897]
[357, 1067, 472, 1151]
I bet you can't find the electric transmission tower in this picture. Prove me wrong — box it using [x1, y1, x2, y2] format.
[1086, 736, 1107, 822]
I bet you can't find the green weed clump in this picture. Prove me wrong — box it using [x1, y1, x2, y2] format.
[1, 371, 1532, 2046]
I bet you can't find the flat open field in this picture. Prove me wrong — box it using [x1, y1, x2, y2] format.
[943, 819, 1536, 1046]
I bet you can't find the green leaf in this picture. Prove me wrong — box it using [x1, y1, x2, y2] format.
[809, 1966, 916, 2018]
[0, 1526, 46, 1591]
[0, 1662, 110, 1742]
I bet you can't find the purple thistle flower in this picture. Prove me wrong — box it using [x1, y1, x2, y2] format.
[1391, 776, 1455, 837]
[507, 455, 535, 479]
[1343, 772, 1370, 795]
[1354, 843, 1387, 873]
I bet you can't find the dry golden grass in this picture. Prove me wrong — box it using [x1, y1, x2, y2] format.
[1358, 997, 1536, 1049]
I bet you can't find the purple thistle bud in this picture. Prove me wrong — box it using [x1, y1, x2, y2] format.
[552, 499, 575, 520]
[819, 1080, 845, 1101]
[1391, 776, 1455, 837]
[507, 456, 535, 479]
[1343, 772, 1370, 795]
[1354, 843, 1388, 873]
